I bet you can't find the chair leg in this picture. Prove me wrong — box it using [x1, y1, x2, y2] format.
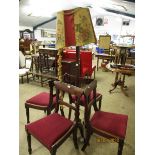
[117, 139, 124, 155]
[47, 108, 51, 115]
[81, 130, 91, 151]
[78, 122, 85, 141]
[73, 127, 79, 149]
[50, 148, 57, 155]
[26, 73, 29, 83]
[25, 106, 30, 123]
[26, 131, 32, 154]
[98, 98, 102, 110]
[21, 76, 24, 84]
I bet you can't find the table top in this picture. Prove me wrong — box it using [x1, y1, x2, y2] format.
[39, 47, 58, 51]
[106, 63, 135, 74]
[114, 44, 135, 49]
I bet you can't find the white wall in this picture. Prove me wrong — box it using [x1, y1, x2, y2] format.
[19, 26, 56, 43]
[34, 28, 56, 42]
[92, 15, 135, 41]
[19, 26, 33, 31]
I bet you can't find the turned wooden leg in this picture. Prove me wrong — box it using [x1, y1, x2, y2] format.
[26, 132, 32, 154]
[117, 139, 124, 155]
[25, 106, 30, 123]
[73, 127, 78, 149]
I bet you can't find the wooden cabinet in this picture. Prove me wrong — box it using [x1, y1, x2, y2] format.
[62, 60, 78, 76]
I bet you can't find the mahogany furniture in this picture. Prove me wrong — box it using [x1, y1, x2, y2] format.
[29, 48, 58, 87]
[62, 59, 77, 76]
[81, 80, 128, 155]
[25, 80, 84, 155]
[25, 80, 57, 123]
[63, 73, 102, 110]
[95, 53, 115, 71]
[113, 44, 135, 65]
[107, 63, 135, 96]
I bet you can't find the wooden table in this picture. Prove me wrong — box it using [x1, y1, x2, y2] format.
[113, 44, 135, 65]
[106, 63, 135, 96]
[95, 53, 115, 71]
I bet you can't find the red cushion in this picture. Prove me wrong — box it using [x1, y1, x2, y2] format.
[91, 111, 128, 139]
[26, 113, 73, 150]
[71, 91, 101, 106]
[26, 92, 56, 107]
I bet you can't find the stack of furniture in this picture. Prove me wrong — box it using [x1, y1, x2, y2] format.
[62, 50, 96, 80]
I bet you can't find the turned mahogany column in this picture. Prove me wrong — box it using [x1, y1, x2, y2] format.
[76, 46, 80, 86]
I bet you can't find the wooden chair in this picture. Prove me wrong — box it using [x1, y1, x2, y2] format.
[63, 73, 102, 112]
[25, 80, 57, 123]
[99, 35, 113, 71]
[81, 80, 128, 155]
[39, 50, 50, 73]
[19, 57, 32, 83]
[25, 80, 84, 155]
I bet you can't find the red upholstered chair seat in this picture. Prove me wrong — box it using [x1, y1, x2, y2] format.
[90, 111, 128, 139]
[26, 113, 73, 150]
[71, 91, 101, 106]
[26, 92, 56, 107]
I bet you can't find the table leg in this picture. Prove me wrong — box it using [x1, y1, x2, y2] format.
[109, 73, 128, 96]
[109, 72, 119, 92]
[97, 57, 99, 71]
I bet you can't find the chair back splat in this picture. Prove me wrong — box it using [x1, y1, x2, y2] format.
[25, 80, 85, 155]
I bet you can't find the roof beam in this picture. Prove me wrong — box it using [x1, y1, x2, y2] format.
[104, 8, 135, 18]
[33, 16, 56, 30]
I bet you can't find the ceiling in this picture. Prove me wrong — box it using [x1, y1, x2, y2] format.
[19, 0, 135, 30]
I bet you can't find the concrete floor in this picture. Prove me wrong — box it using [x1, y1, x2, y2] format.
[19, 59, 135, 155]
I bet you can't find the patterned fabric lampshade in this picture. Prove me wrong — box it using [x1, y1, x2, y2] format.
[56, 7, 97, 49]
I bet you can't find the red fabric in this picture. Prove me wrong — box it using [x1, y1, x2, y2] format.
[63, 51, 76, 60]
[26, 113, 73, 150]
[71, 91, 101, 106]
[81, 67, 88, 77]
[64, 10, 76, 46]
[26, 92, 56, 107]
[91, 111, 128, 139]
[80, 51, 94, 77]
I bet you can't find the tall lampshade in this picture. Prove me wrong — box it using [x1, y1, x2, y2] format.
[56, 7, 96, 82]
[56, 7, 96, 49]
